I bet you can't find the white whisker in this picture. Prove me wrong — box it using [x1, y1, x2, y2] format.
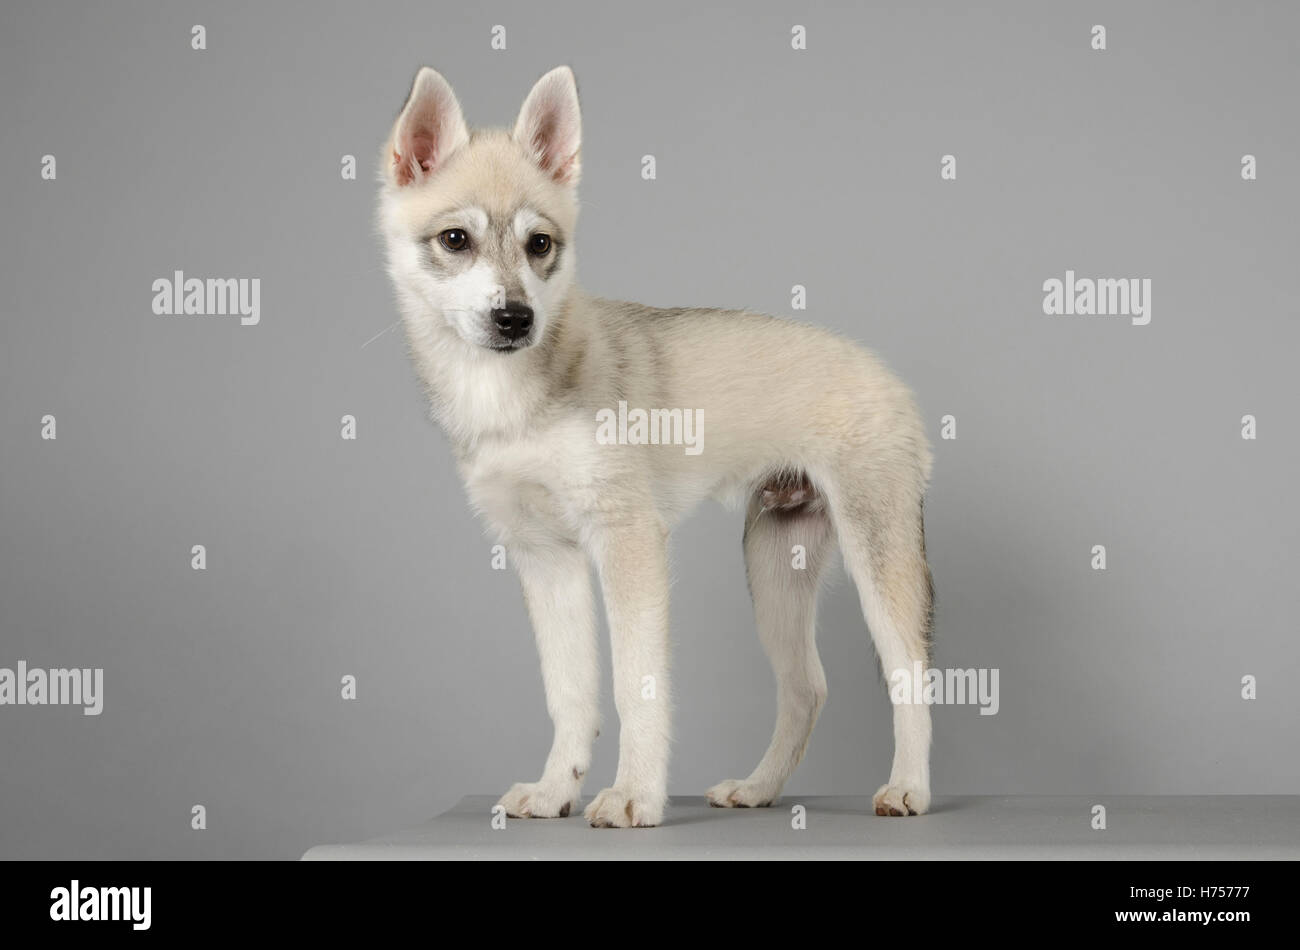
[361, 320, 400, 349]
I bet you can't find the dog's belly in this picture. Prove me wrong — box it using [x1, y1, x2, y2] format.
[462, 405, 831, 543]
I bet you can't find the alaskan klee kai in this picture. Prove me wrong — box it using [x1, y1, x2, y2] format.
[378, 67, 934, 827]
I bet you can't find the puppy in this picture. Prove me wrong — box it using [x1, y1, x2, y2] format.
[378, 66, 934, 827]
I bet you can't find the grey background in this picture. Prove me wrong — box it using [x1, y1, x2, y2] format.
[1, 0, 1296, 860]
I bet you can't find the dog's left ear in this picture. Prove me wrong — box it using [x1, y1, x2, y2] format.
[513, 66, 581, 185]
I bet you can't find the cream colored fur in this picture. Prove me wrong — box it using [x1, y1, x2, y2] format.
[378, 66, 935, 827]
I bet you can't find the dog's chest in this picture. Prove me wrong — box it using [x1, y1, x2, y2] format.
[458, 415, 611, 541]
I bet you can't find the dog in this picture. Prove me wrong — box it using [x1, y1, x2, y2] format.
[378, 66, 935, 827]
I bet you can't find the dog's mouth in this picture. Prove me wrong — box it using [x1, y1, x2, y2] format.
[486, 338, 532, 352]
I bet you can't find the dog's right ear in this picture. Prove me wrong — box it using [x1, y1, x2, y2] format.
[388, 68, 469, 187]
[513, 66, 581, 185]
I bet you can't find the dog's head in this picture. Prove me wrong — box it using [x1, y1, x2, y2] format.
[378, 67, 581, 353]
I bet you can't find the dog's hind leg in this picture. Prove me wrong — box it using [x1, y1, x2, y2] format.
[831, 477, 935, 816]
[706, 479, 835, 808]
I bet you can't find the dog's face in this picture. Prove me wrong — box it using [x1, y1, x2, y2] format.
[379, 67, 581, 353]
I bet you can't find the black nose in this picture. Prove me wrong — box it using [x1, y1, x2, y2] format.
[492, 305, 534, 342]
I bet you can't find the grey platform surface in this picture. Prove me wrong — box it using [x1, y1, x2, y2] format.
[303, 795, 1300, 860]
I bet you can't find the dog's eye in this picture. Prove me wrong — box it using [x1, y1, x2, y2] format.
[528, 233, 552, 256]
[439, 229, 469, 251]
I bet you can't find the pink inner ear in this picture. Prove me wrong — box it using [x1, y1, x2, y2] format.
[395, 126, 437, 186]
[531, 118, 559, 171]
[393, 151, 414, 187]
[395, 99, 450, 185]
[410, 131, 437, 171]
[529, 115, 578, 183]
[550, 146, 579, 183]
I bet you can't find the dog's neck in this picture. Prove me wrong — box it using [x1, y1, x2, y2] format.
[407, 289, 590, 455]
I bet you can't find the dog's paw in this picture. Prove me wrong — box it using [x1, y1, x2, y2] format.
[872, 782, 929, 816]
[705, 778, 778, 808]
[583, 786, 663, 828]
[497, 781, 576, 819]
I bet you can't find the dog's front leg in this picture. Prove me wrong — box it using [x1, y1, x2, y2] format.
[584, 517, 671, 828]
[496, 542, 599, 819]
